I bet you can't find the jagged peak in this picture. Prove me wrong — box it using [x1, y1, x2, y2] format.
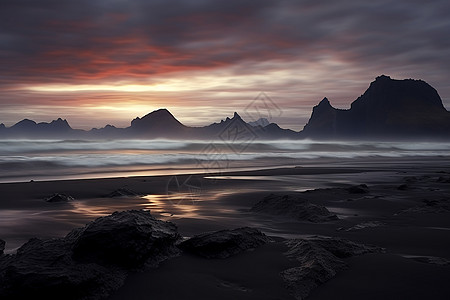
[313, 98, 335, 112]
[50, 118, 70, 126]
[233, 112, 242, 119]
[318, 97, 331, 106]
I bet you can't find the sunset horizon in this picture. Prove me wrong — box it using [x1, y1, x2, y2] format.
[1, 1, 450, 300]
[1, 1, 450, 131]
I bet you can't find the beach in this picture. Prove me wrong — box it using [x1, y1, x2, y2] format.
[1, 155, 450, 299]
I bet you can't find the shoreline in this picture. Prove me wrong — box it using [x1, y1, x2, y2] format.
[1, 157, 450, 299]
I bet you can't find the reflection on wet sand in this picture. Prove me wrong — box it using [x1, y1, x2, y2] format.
[142, 189, 244, 220]
[142, 194, 201, 219]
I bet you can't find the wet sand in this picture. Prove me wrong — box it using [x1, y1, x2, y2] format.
[1, 157, 450, 299]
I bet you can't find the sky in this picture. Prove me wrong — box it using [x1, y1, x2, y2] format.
[1, 0, 449, 131]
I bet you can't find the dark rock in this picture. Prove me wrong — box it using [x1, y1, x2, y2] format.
[281, 237, 383, 300]
[0, 239, 5, 255]
[302, 76, 450, 139]
[0, 237, 127, 300]
[45, 193, 74, 202]
[0, 210, 181, 300]
[346, 184, 369, 194]
[179, 227, 270, 259]
[250, 194, 338, 222]
[72, 210, 181, 268]
[397, 184, 408, 190]
[107, 188, 140, 198]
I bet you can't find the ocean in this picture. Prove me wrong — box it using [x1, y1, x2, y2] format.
[1, 138, 450, 253]
[1, 139, 450, 183]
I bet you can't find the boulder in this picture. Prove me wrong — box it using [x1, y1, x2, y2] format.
[71, 210, 181, 268]
[250, 194, 338, 222]
[0, 210, 180, 300]
[281, 237, 383, 300]
[179, 227, 270, 259]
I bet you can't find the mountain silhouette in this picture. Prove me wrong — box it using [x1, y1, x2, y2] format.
[302, 75, 450, 139]
[128, 108, 189, 138]
[196, 112, 296, 140]
[1, 75, 449, 140]
[6, 118, 74, 138]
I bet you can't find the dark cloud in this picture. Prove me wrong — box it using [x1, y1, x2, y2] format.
[0, 0, 449, 128]
[1, 0, 449, 85]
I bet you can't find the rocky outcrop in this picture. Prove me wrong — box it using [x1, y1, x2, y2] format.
[0, 210, 180, 300]
[250, 194, 338, 222]
[302, 75, 450, 139]
[281, 237, 383, 300]
[179, 227, 270, 259]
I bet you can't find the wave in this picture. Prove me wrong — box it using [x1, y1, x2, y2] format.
[1, 139, 450, 182]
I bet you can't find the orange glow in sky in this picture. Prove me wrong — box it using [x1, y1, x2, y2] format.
[1, 1, 449, 130]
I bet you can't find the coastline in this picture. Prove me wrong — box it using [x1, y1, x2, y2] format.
[1, 157, 450, 299]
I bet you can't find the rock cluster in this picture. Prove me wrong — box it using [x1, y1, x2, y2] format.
[281, 237, 383, 300]
[0, 210, 180, 300]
